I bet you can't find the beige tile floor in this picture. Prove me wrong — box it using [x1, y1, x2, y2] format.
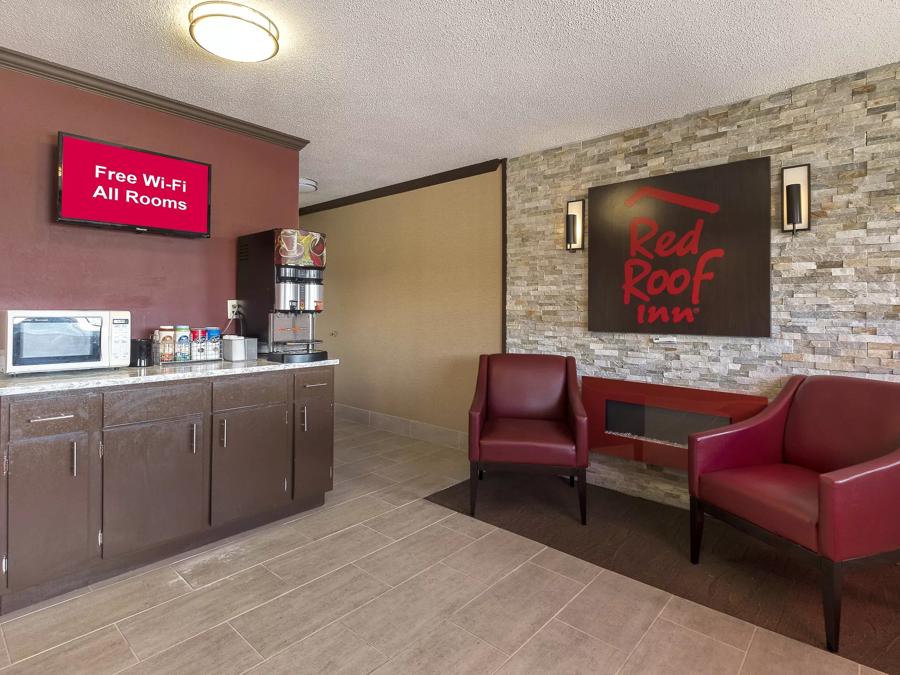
[0, 420, 878, 674]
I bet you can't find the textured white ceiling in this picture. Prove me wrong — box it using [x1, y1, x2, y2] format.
[1, 1, 898, 206]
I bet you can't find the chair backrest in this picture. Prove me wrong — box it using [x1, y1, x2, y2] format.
[783, 375, 900, 473]
[486, 353, 568, 421]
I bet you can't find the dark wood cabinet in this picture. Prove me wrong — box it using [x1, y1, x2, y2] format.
[102, 414, 208, 558]
[294, 367, 335, 496]
[0, 365, 334, 610]
[7, 431, 101, 591]
[294, 387, 334, 497]
[211, 403, 292, 526]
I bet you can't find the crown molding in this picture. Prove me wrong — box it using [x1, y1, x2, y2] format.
[300, 159, 503, 215]
[0, 46, 309, 151]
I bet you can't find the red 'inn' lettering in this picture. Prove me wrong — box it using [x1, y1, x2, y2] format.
[622, 188, 724, 324]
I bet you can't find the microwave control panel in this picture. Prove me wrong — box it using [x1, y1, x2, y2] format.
[109, 311, 132, 366]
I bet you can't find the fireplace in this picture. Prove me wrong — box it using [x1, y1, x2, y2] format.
[582, 377, 768, 469]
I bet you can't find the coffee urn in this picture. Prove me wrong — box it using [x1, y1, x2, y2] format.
[237, 228, 329, 363]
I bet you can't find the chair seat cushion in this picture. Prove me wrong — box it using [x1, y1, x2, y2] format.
[699, 463, 820, 552]
[480, 417, 577, 467]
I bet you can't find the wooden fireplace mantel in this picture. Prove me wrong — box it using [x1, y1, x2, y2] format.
[582, 376, 768, 470]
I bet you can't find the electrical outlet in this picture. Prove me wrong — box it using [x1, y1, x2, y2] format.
[227, 300, 244, 319]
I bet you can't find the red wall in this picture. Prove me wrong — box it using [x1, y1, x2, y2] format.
[0, 67, 299, 335]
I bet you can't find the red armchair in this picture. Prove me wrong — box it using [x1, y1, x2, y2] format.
[689, 375, 900, 652]
[469, 354, 589, 524]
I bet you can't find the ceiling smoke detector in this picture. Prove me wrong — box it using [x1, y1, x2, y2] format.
[299, 177, 319, 193]
[189, 2, 279, 63]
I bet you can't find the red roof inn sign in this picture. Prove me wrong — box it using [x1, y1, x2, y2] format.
[588, 158, 771, 338]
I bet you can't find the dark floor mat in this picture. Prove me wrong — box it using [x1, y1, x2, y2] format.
[427, 472, 900, 673]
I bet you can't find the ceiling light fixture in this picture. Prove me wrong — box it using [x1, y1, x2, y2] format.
[189, 2, 279, 63]
[299, 178, 319, 193]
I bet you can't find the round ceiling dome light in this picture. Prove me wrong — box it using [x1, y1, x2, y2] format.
[189, 2, 279, 63]
[299, 177, 319, 193]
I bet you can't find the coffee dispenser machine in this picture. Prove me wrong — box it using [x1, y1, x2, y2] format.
[237, 228, 329, 363]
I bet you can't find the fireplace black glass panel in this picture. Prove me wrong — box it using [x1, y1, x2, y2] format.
[605, 400, 730, 448]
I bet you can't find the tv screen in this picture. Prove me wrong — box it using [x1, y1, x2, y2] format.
[57, 132, 211, 238]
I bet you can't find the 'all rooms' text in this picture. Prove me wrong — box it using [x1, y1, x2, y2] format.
[89, 165, 189, 211]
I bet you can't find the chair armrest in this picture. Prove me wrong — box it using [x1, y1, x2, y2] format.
[468, 355, 489, 461]
[566, 357, 589, 468]
[818, 447, 900, 561]
[688, 375, 804, 495]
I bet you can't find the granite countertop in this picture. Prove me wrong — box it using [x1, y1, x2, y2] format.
[0, 358, 340, 397]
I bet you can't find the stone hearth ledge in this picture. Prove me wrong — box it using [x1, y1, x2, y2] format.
[0, 358, 339, 396]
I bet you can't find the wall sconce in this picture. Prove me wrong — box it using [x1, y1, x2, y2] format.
[565, 199, 585, 251]
[782, 164, 810, 233]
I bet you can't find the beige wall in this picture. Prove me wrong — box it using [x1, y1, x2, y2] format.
[301, 168, 503, 431]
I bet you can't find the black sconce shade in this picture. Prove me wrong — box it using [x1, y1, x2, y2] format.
[782, 164, 810, 233]
[565, 199, 585, 251]
[786, 183, 802, 225]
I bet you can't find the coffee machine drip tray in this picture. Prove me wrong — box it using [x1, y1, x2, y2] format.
[268, 350, 329, 364]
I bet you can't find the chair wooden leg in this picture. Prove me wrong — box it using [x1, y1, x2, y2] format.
[469, 462, 479, 517]
[690, 497, 704, 564]
[577, 468, 587, 525]
[822, 559, 843, 652]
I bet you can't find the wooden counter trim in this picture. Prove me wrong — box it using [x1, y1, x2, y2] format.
[0, 360, 340, 398]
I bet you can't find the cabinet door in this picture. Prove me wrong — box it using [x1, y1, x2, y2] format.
[102, 415, 208, 558]
[211, 403, 291, 525]
[294, 393, 334, 499]
[7, 431, 100, 590]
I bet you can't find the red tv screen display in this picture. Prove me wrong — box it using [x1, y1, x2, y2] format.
[57, 133, 211, 237]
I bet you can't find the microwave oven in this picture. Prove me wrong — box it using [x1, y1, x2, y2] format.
[0, 310, 132, 375]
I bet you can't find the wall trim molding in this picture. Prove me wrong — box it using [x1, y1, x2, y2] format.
[501, 158, 508, 353]
[0, 46, 309, 151]
[334, 403, 468, 450]
[300, 158, 503, 215]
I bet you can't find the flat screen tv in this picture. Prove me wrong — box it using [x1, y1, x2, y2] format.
[57, 132, 212, 238]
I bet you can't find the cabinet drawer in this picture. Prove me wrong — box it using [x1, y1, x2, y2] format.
[9, 394, 101, 441]
[294, 368, 333, 397]
[104, 381, 210, 427]
[213, 372, 289, 412]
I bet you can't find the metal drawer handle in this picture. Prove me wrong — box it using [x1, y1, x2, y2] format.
[72, 441, 77, 478]
[29, 414, 75, 423]
[221, 419, 228, 448]
[304, 383, 328, 388]
[191, 423, 197, 454]
[302, 405, 308, 432]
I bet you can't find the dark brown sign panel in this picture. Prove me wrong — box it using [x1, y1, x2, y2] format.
[588, 158, 771, 337]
